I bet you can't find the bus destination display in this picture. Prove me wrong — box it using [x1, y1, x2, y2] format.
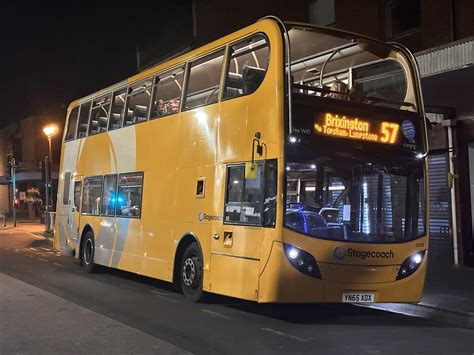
[314, 113, 400, 144]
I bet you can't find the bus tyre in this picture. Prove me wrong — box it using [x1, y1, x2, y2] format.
[180, 242, 205, 302]
[80, 231, 96, 273]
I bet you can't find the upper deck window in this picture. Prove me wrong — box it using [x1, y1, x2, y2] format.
[150, 66, 184, 119]
[89, 94, 111, 136]
[76, 102, 91, 139]
[124, 79, 153, 126]
[223, 34, 270, 100]
[65, 107, 79, 141]
[288, 26, 417, 112]
[109, 88, 127, 131]
[183, 49, 225, 110]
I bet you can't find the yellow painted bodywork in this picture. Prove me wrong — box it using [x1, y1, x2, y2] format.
[258, 229, 428, 303]
[54, 18, 428, 303]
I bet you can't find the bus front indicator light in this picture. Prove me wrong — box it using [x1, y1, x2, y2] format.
[396, 251, 426, 280]
[284, 244, 321, 279]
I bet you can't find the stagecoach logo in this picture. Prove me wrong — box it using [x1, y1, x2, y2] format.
[333, 247, 347, 260]
[401, 120, 416, 143]
[333, 247, 395, 261]
[198, 212, 223, 222]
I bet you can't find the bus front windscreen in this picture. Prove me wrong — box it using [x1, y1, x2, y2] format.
[284, 138, 425, 243]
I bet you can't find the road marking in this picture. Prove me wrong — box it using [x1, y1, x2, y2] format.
[38, 258, 48, 262]
[261, 328, 310, 343]
[150, 290, 181, 304]
[53, 263, 64, 267]
[201, 309, 232, 320]
[29, 247, 40, 251]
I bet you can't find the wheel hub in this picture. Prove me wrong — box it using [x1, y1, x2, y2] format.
[182, 257, 198, 287]
[84, 239, 93, 265]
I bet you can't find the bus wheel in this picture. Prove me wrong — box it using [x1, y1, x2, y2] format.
[180, 242, 204, 302]
[80, 231, 96, 273]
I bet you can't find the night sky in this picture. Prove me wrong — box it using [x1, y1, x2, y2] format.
[0, 1, 193, 129]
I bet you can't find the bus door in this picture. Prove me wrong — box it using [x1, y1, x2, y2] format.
[68, 175, 83, 249]
[56, 171, 72, 253]
[210, 161, 276, 301]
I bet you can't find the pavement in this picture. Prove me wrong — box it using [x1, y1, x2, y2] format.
[0, 273, 188, 354]
[2, 220, 474, 332]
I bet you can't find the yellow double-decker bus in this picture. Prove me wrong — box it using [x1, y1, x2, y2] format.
[54, 16, 428, 303]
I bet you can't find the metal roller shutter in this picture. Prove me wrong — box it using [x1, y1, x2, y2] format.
[428, 154, 453, 265]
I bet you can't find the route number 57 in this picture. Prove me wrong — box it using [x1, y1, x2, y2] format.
[380, 122, 399, 144]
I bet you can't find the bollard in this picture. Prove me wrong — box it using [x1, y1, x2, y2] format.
[45, 211, 55, 234]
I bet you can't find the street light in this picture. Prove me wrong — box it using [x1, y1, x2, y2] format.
[43, 124, 57, 165]
[42, 124, 57, 219]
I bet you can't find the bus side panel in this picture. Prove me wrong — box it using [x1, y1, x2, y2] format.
[110, 217, 143, 273]
[210, 255, 260, 300]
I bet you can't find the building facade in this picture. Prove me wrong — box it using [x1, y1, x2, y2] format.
[0, 117, 61, 218]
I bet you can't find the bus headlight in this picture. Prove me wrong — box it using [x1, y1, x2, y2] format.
[396, 250, 427, 280]
[284, 243, 321, 279]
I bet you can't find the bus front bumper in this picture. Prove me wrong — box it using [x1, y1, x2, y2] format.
[258, 242, 427, 303]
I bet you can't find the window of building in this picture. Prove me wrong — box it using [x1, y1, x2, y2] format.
[88, 94, 111, 136]
[101, 174, 117, 216]
[81, 176, 103, 215]
[76, 102, 91, 139]
[382, 0, 421, 39]
[223, 34, 270, 100]
[63, 172, 71, 205]
[65, 107, 79, 141]
[224, 160, 277, 226]
[124, 79, 153, 126]
[116, 173, 143, 218]
[74, 181, 82, 210]
[150, 66, 185, 119]
[109, 88, 127, 131]
[184, 49, 225, 110]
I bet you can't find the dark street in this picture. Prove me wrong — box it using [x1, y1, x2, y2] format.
[1, 228, 473, 354]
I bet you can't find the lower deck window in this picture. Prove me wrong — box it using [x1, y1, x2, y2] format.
[116, 173, 144, 218]
[82, 176, 103, 215]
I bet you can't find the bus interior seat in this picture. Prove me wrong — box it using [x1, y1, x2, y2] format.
[134, 105, 148, 122]
[226, 72, 243, 97]
[242, 66, 265, 94]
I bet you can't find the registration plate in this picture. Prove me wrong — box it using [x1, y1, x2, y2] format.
[342, 293, 375, 303]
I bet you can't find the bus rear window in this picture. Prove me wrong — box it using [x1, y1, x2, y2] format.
[76, 102, 91, 139]
[65, 107, 79, 141]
